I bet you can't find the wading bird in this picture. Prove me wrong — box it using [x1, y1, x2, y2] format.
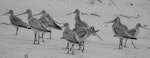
[62, 23, 81, 54]
[16, 9, 51, 44]
[105, 17, 137, 49]
[124, 23, 149, 48]
[33, 10, 62, 39]
[1, 10, 31, 35]
[65, 9, 103, 51]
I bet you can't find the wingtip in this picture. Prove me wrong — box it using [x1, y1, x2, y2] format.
[28, 27, 31, 29]
[123, 36, 137, 40]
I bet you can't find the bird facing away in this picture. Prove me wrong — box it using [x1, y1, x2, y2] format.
[124, 23, 149, 48]
[16, 9, 51, 44]
[1, 10, 31, 36]
[105, 17, 137, 49]
[62, 23, 81, 54]
[33, 10, 62, 39]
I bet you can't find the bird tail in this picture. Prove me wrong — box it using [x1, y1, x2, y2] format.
[123, 36, 137, 40]
[48, 23, 62, 30]
[17, 25, 31, 29]
[27, 27, 31, 29]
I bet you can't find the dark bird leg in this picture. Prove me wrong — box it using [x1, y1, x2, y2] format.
[78, 43, 81, 50]
[120, 39, 123, 49]
[15, 27, 19, 36]
[34, 32, 37, 44]
[42, 33, 45, 42]
[118, 39, 121, 49]
[49, 28, 52, 39]
[67, 43, 70, 54]
[71, 44, 74, 54]
[82, 41, 85, 53]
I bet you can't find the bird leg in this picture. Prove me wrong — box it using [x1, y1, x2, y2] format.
[82, 41, 85, 53]
[41, 33, 45, 42]
[37, 32, 40, 44]
[67, 43, 70, 54]
[49, 28, 52, 39]
[118, 39, 121, 49]
[34, 32, 37, 44]
[71, 44, 74, 54]
[64, 42, 69, 49]
[15, 27, 19, 36]
[131, 40, 137, 49]
[120, 39, 123, 49]
[78, 42, 82, 50]
[124, 39, 128, 48]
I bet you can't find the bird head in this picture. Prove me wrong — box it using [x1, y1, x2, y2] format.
[33, 10, 46, 16]
[15, 9, 31, 16]
[104, 17, 120, 24]
[66, 9, 80, 15]
[1, 10, 13, 16]
[137, 23, 149, 30]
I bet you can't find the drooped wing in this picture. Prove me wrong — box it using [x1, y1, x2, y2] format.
[129, 28, 136, 36]
[45, 16, 62, 30]
[63, 31, 79, 44]
[120, 24, 129, 31]
[29, 18, 50, 32]
[76, 29, 87, 38]
[75, 21, 89, 28]
[114, 27, 134, 39]
[11, 16, 30, 28]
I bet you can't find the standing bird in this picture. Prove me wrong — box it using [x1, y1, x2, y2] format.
[33, 10, 62, 39]
[62, 23, 81, 54]
[66, 9, 102, 40]
[66, 9, 89, 30]
[76, 26, 102, 52]
[124, 23, 149, 48]
[105, 17, 137, 49]
[1, 10, 31, 35]
[16, 9, 51, 44]
[66, 9, 103, 51]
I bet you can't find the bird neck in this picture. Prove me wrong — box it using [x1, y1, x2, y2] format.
[27, 12, 33, 20]
[42, 14, 47, 18]
[9, 13, 14, 19]
[64, 26, 71, 31]
[136, 26, 140, 30]
[75, 12, 81, 22]
[116, 20, 122, 25]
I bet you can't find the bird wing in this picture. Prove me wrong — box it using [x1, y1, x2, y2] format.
[50, 22, 62, 30]
[29, 18, 50, 32]
[114, 27, 134, 39]
[63, 31, 79, 44]
[45, 16, 62, 30]
[120, 24, 129, 31]
[76, 28, 88, 38]
[129, 28, 136, 36]
[39, 17, 49, 24]
[75, 21, 89, 29]
[11, 16, 30, 28]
